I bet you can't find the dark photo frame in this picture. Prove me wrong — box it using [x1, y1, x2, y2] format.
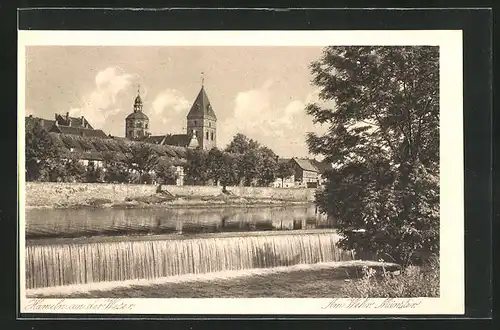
[4, 6, 493, 330]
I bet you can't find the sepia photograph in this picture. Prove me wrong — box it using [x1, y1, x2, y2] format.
[18, 30, 464, 315]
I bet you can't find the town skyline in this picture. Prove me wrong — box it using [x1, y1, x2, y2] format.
[25, 46, 328, 158]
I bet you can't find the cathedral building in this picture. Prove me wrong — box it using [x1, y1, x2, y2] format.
[126, 82, 217, 150]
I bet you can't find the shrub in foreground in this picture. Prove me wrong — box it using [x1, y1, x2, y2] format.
[341, 259, 439, 298]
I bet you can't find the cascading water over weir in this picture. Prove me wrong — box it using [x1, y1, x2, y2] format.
[26, 230, 356, 289]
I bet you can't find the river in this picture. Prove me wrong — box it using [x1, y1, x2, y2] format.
[25, 203, 334, 239]
[24, 204, 352, 292]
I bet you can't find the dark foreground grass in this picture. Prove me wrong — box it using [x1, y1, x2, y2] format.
[36, 266, 365, 298]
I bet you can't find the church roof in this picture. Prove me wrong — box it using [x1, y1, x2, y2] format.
[126, 111, 149, 120]
[163, 134, 193, 147]
[187, 86, 217, 120]
[143, 135, 165, 144]
[143, 133, 199, 149]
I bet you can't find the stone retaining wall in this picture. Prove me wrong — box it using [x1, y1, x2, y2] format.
[25, 182, 317, 207]
[25, 182, 157, 207]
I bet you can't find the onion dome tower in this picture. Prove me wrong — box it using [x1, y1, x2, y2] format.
[125, 86, 150, 140]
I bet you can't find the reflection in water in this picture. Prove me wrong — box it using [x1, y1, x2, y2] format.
[26, 204, 335, 239]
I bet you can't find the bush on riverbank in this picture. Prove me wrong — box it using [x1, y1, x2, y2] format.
[341, 258, 439, 298]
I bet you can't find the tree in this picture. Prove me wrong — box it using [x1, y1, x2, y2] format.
[126, 143, 160, 184]
[225, 134, 272, 186]
[25, 120, 62, 181]
[225, 133, 261, 154]
[257, 146, 279, 186]
[276, 161, 295, 187]
[306, 46, 439, 265]
[62, 156, 87, 182]
[85, 161, 105, 183]
[43, 161, 66, 182]
[102, 152, 130, 183]
[206, 148, 240, 189]
[155, 158, 178, 185]
[239, 149, 263, 186]
[206, 148, 227, 186]
[185, 148, 209, 185]
[219, 153, 240, 188]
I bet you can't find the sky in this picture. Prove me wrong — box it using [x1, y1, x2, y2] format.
[25, 46, 329, 158]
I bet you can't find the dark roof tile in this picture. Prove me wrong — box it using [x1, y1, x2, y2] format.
[163, 134, 192, 147]
[143, 135, 165, 144]
[187, 86, 217, 120]
[292, 158, 320, 173]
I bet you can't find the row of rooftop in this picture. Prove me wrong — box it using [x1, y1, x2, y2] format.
[26, 113, 331, 179]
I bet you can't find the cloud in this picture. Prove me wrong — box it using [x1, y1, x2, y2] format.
[149, 89, 191, 134]
[66, 66, 193, 137]
[68, 66, 134, 129]
[219, 79, 327, 158]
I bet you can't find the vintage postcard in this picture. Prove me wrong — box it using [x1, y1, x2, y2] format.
[18, 30, 464, 316]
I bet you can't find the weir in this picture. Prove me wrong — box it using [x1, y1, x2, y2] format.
[25, 231, 355, 289]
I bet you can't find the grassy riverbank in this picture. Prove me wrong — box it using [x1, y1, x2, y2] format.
[26, 193, 313, 209]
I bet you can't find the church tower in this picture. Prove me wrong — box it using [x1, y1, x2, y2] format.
[186, 80, 217, 150]
[125, 87, 150, 140]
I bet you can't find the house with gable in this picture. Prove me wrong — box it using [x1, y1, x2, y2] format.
[272, 158, 322, 188]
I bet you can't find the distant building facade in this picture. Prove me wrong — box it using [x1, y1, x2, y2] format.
[271, 158, 323, 188]
[27, 113, 108, 139]
[272, 173, 296, 188]
[291, 158, 321, 188]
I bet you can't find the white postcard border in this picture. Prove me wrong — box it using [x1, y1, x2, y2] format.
[17, 29, 464, 316]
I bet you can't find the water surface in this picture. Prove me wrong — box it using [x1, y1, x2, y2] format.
[25, 204, 334, 239]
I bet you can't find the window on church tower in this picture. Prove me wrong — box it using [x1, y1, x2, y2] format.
[206, 131, 209, 140]
[211, 132, 214, 140]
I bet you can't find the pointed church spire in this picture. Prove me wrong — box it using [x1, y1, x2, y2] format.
[187, 83, 217, 120]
